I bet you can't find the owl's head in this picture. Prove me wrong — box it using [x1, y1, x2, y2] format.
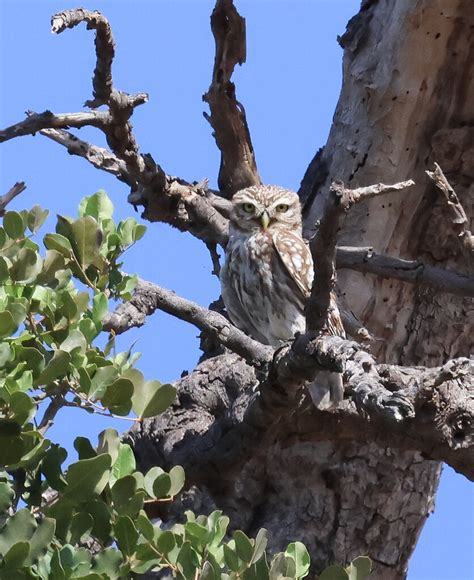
[230, 185, 302, 234]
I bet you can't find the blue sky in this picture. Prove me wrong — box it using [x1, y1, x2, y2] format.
[1, 1, 473, 578]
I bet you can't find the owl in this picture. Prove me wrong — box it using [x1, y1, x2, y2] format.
[220, 184, 345, 409]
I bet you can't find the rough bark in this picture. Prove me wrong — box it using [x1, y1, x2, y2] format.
[1, 1, 472, 578]
[296, 0, 473, 576]
[129, 1, 473, 578]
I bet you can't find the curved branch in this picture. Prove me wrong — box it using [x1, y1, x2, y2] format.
[51, 8, 115, 108]
[0, 182, 26, 215]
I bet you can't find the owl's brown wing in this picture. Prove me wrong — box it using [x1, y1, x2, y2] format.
[272, 231, 313, 298]
[273, 231, 345, 338]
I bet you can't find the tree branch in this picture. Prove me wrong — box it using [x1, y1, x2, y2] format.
[337, 246, 474, 297]
[40, 128, 132, 185]
[306, 179, 415, 333]
[203, 0, 261, 197]
[426, 162, 474, 253]
[51, 8, 115, 108]
[0, 182, 26, 215]
[103, 279, 273, 365]
[129, 351, 474, 487]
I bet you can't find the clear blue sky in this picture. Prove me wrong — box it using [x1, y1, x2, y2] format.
[1, 2, 473, 579]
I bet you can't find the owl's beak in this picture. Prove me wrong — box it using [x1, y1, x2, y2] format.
[260, 211, 270, 230]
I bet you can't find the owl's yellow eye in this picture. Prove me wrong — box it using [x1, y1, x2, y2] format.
[242, 203, 255, 214]
[276, 204, 289, 213]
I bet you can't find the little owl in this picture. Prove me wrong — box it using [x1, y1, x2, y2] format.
[220, 184, 345, 409]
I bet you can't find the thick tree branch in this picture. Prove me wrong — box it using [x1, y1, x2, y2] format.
[203, 0, 261, 197]
[426, 162, 474, 253]
[129, 351, 474, 486]
[306, 179, 415, 333]
[0, 182, 26, 215]
[337, 246, 474, 297]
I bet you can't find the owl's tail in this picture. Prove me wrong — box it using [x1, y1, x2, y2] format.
[307, 371, 344, 410]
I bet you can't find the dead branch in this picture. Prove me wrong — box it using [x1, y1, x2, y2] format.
[337, 246, 474, 297]
[40, 128, 132, 185]
[0, 111, 109, 142]
[203, 0, 261, 197]
[51, 8, 115, 108]
[103, 279, 273, 365]
[306, 179, 415, 333]
[426, 162, 474, 253]
[0, 182, 26, 215]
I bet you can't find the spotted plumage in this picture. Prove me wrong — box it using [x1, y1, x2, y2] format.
[220, 184, 345, 409]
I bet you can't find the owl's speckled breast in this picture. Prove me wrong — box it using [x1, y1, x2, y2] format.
[221, 231, 306, 346]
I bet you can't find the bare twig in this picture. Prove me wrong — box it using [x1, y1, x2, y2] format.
[0, 182, 26, 215]
[52, 8, 115, 108]
[38, 393, 66, 435]
[0, 111, 109, 143]
[426, 162, 474, 253]
[40, 128, 132, 184]
[206, 242, 221, 277]
[306, 179, 415, 333]
[203, 0, 261, 197]
[337, 246, 474, 297]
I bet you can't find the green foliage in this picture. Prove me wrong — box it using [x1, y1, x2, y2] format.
[0, 192, 371, 579]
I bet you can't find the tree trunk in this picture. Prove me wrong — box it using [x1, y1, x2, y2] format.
[130, 1, 473, 578]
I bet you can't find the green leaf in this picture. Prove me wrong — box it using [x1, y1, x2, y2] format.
[88, 366, 119, 399]
[250, 528, 268, 566]
[0, 509, 36, 554]
[114, 516, 138, 557]
[346, 557, 372, 580]
[269, 553, 296, 579]
[9, 391, 35, 425]
[10, 247, 43, 283]
[60, 329, 87, 354]
[3, 211, 25, 239]
[6, 302, 27, 328]
[185, 521, 209, 545]
[97, 428, 121, 464]
[79, 318, 99, 344]
[285, 542, 310, 578]
[41, 444, 67, 491]
[319, 565, 350, 580]
[92, 546, 123, 577]
[43, 233, 73, 258]
[36, 350, 71, 386]
[27, 206, 49, 234]
[92, 292, 108, 326]
[26, 518, 55, 565]
[0, 257, 9, 283]
[152, 473, 171, 499]
[168, 465, 185, 497]
[233, 530, 253, 563]
[0, 481, 14, 512]
[0, 310, 16, 338]
[133, 224, 147, 242]
[64, 454, 112, 502]
[2, 541, 30, 571]
[74, 437, 97, 460]
[223, 545, 241, 573]
[69, 216, 103, 269]
[110, 443, 136, 486]
[79, 191, 114, 221]
[156, 530, 176, 554]
[177, 541, 200, 579]
[132, 380, 176, 419]
[69, 512, 94, 546]
[111, 475, 137, 510]
[101, 378, 134, 416]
